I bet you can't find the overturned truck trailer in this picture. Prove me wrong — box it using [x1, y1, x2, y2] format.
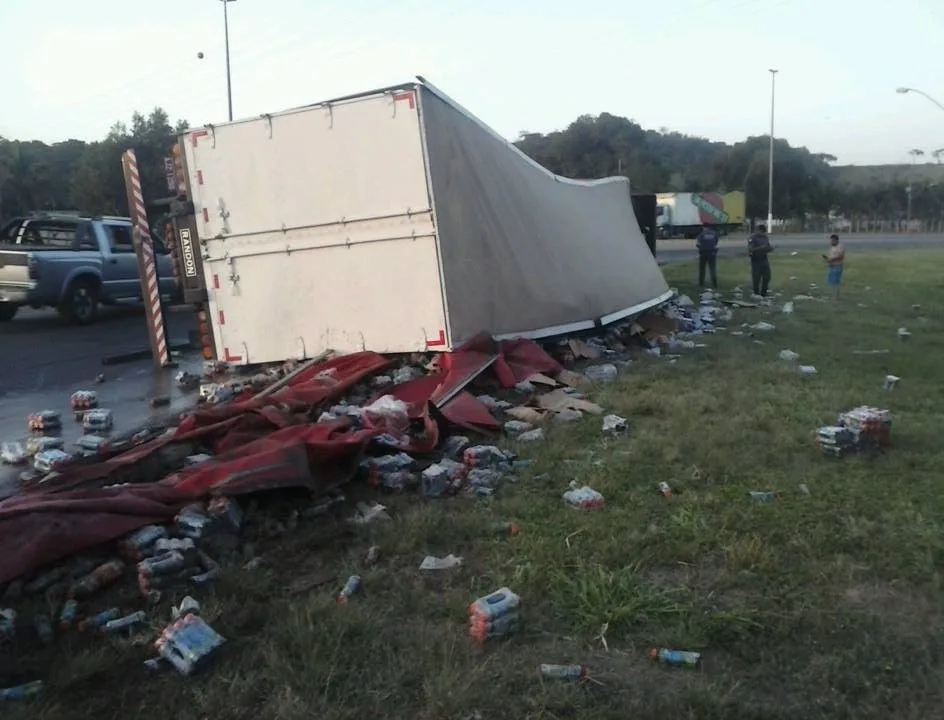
[171, 77, 671, 364]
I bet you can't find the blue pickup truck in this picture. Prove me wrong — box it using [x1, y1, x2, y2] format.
[0, 213, 178, 324]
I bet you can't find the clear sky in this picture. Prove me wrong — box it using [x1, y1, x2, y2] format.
[2, 0, 942, 165]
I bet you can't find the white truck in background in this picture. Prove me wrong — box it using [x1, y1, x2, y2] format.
[656, 191, 747, 239]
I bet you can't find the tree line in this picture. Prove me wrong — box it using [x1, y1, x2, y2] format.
[2, 107, 943, 225]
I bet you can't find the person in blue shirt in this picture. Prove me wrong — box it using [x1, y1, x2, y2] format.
[695, 224, 720, 288]
[747, 224, 774, 296]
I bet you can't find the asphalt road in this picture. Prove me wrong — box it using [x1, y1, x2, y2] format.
[0, 304, 199, 498]
[657, 232, 944, 263]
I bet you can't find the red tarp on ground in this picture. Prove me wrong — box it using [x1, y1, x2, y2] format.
[0, 338, 561, 585]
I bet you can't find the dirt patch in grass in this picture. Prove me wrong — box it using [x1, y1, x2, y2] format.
[6, 249, 944, 719]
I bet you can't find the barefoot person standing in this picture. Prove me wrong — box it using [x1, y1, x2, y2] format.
[823, 233, 845, 299]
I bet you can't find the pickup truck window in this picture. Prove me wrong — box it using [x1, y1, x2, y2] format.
[102, 224, 135, 254]
[6, 219, 80, 248]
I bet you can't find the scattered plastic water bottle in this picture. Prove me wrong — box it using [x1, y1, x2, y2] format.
[540, 664, 587, 680]
[78, 608, 120, 632]
[658, 481, 673, 497]
[749, 491, 778, 503]
[70, 559, 125, 599]
[138, 551, 187, 578]
[34, 615, 53, 645]
[0, 680, 43, 700]
[336, 575, 362, 603]
[103, 611, 147, 635]
[120, 525, 168, 560]
[58, 599, 78, 631]
[491, 521, 521, 536]
[649, 647, 701, 668]
[26, 436, 64, 455]
[585, 364, 618, 383]
[365, 545, 380, 565]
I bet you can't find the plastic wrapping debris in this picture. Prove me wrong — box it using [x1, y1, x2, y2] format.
[469, 587, 521, 644]
[421, 459, 466, 497]
[207, 496, 243, 531]
[74, 435, 108, 456]
[563, 484, 605, 509]
[0, 442, 28, 465]
[778, 349, 799, 362]
[440, 435, 471, 459]
[392, 366, 417, 385]
[27, 436, 65, 455]
[82, 409, 113, 432]
[349, 501, 390, 525]
[781, 301, 794, 314]
[419, 554, 463, 571]
[464, 446, 512, 472]
[748, 491, 778, 503]
[466, 468, 503, 492]
[175, 371, 201, 390]
[185, 453, 213, 466]
[798, 365, 817, 376]
[363, 395, 410, 436]
[173, 596, 201, 619]
[362, 453, 415, 489]
[176, 503, 213, 540]
[553, 408, 582, 423]
[504, 420, 534, 437]
[27, 410, 61, 432]
[156, 614, 226, 676]
[751, 322, 775, 332]
[120, 525, 169, 561]
[883, 374, 900, 390]
[817, 425, 858, 457]
[514, 380, 535, 394]
[839, 406, 892, 447]
[517, 428, 545, 442]
[584, 364, 618, 383]
[34, 449, 73, 474]
[897, 327, 910, 341]
[602, 414, 628, 435]
[70, 390, 98, 410]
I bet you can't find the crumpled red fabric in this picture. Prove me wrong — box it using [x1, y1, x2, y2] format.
[0, 337, 560, 585]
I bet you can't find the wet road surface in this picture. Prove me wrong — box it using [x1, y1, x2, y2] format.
[0, 305, 198, 498]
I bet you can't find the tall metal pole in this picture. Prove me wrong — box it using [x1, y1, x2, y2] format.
[222, 0, 235, 122]
[767, 69, 778, 232]
[896, 87, 944, 113]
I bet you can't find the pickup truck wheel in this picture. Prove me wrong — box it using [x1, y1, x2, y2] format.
[62, 280, 99, 325]
[0, 304, 17, 322]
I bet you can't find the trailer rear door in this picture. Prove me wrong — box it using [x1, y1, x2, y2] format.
[183, 88, 447, 364]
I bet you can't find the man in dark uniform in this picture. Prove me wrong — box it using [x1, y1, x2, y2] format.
[747, 224, 773, 296]
[695, 224, 720, 288]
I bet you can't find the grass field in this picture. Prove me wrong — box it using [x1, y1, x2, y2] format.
[10, 250, 944, 720]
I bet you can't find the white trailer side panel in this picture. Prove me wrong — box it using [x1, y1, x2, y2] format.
[183, 89, 448, 364]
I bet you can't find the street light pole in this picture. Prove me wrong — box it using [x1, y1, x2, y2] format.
[896, 86, 944, 113]
[767, 69, 778, 233]
[221, 0, 236, 122]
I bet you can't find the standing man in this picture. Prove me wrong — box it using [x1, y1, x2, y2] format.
[822, 233, 845, 299]
[695, 223, 720, 288]
[747, 223, 774, 297]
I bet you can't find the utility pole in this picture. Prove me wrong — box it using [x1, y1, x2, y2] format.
[767, 69, 778, 233]
[221, 0, 236, 122]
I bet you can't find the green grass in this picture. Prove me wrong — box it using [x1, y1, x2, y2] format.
[9, 250, 944, 719]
